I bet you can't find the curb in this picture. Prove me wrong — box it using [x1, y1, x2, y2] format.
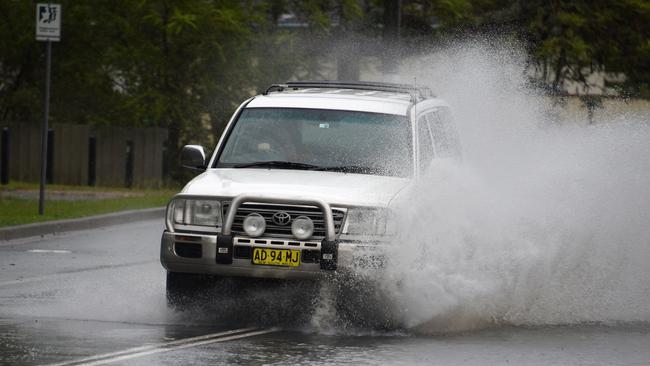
[0, 207, 165, 241]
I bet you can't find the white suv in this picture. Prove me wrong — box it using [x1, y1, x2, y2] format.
[161, 81, 460, 300]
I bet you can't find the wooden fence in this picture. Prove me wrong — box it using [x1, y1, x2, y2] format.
[0, 122, 168, 188]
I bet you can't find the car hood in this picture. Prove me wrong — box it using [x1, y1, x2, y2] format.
[180, 168, 411, 207]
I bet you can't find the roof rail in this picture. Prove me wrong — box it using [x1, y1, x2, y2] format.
[262, 80, 434, 101]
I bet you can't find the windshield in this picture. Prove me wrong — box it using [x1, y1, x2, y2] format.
[216, 108, 413, 177]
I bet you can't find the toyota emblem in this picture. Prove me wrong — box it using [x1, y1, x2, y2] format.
[272, 211, 291, 226]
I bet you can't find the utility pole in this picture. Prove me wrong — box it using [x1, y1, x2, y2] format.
[35, 3, 61, 215]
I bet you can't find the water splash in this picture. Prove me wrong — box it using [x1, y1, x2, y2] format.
[380, 40, 650, 332]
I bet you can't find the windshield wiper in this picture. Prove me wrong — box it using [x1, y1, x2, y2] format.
[233, 161, 319, 170]
[314, 165, 380, 174]
[233, 161, 384, 174]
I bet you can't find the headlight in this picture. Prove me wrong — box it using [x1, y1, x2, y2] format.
[169, 198, 222, 228]
[344, 208, 392, 236]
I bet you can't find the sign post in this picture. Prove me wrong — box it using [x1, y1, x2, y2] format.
[36, 3, 61, 215]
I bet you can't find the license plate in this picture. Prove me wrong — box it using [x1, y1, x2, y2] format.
[252, 248, 301, 267]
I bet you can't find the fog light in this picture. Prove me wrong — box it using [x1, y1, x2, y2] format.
[243, 213, 266, 237]
[291, 216, 314, 240]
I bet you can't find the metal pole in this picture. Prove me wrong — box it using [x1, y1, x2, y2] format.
[1, 128, 9, 185]
[39, 40, 52, 215]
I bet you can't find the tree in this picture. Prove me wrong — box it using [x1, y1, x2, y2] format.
[423, 0, 650, 98]
[518, 0, 648, 97]
[0, 1, 44, 123]
[99, 0, 265, 181]
[1, 0, 647, 185]
[0, 1, 275, 182]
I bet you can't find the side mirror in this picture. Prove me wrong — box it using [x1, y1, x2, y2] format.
[181, 145, 206, 170]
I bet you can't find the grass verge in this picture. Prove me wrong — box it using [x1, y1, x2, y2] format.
[1, 182, 176, 227]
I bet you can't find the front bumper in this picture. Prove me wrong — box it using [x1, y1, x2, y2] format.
[160, 231, 386, 280]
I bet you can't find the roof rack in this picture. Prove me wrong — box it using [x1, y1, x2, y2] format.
[263, 80, 435, 102]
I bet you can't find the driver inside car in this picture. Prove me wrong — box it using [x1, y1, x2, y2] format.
[251, 120, 300, 161]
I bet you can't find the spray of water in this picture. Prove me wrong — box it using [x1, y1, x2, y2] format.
[11, 41, 647, 336]
[375, 40, 650, 332]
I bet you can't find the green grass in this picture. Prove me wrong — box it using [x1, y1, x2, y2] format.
[0, 182, 177, 227]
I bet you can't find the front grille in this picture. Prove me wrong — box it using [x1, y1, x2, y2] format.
[223, 203, 345, 239]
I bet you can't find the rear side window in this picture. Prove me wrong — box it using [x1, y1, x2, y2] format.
[426, 108, 461, 158]
[417, 116, 434, 172]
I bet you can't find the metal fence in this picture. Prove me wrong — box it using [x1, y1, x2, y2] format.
[0, 122, 168, 188]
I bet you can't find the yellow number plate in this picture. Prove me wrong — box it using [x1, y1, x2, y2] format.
[252, 248, 301, 267]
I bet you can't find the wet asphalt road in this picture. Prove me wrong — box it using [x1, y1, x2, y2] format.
[1, 219, 649, 365]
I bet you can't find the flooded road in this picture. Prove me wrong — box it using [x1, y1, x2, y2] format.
[1, 220, 648, 365]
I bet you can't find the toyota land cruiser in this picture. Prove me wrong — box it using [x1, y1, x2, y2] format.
[161, 80, 460, 301]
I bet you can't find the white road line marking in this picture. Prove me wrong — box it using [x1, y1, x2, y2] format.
[46, 327, 280, 366]
[27, 249, 71, 254]
[44, 327, 256, 366]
